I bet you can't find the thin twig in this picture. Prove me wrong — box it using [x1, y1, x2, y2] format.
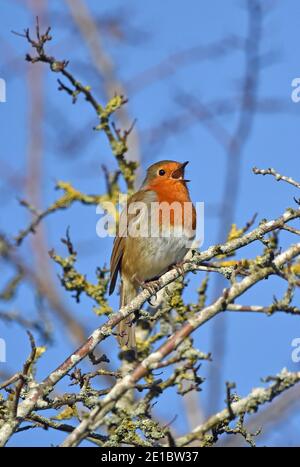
[253, 167, 300, 190]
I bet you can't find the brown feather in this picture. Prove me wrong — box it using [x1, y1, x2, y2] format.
[109, 190, 157, 296]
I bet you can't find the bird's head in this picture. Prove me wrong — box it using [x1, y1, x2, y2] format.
[141, 160, 190, 189]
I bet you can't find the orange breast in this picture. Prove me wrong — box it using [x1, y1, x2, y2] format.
[145, 179, 196, 230]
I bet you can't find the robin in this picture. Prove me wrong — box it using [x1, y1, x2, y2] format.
[109, 160, 196, 350]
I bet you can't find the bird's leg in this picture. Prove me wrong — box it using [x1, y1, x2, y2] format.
[134, 275, 160, 305]
[170, 260, 186, 277]
[144, 279, 161, 306]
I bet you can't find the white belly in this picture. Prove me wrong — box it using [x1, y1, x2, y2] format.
[136, 225, 194, 281]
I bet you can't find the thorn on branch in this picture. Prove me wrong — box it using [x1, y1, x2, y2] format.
[61, 227, 76, 256]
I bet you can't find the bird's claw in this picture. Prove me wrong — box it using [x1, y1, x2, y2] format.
[137, 278, 160, 305]
[173, 261, 186, 276]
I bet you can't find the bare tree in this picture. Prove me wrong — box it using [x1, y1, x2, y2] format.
[1, 4, 300, 448]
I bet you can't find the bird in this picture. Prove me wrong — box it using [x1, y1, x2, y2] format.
[109, 160, 196, 351]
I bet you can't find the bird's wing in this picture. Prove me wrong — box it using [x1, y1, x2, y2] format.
[109, 189, 156, 295]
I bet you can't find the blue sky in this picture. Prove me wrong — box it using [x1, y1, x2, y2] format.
[1, 0, 300, 446]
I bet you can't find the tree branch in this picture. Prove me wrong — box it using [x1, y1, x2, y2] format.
[60, 243, 300, 446]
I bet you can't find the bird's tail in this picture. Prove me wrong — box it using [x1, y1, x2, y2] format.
[118, 279, 137, 350]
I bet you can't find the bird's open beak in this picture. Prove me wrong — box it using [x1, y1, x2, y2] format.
[173, 161, 190, 182]
[180, 161, 189, 169]
[181, 161, 190, 182]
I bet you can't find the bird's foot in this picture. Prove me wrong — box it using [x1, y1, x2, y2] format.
[172, 261, 186, 277]
[136, 277, 160, 305]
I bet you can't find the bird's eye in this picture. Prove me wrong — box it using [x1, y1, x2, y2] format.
[158, 169, 166, 176]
